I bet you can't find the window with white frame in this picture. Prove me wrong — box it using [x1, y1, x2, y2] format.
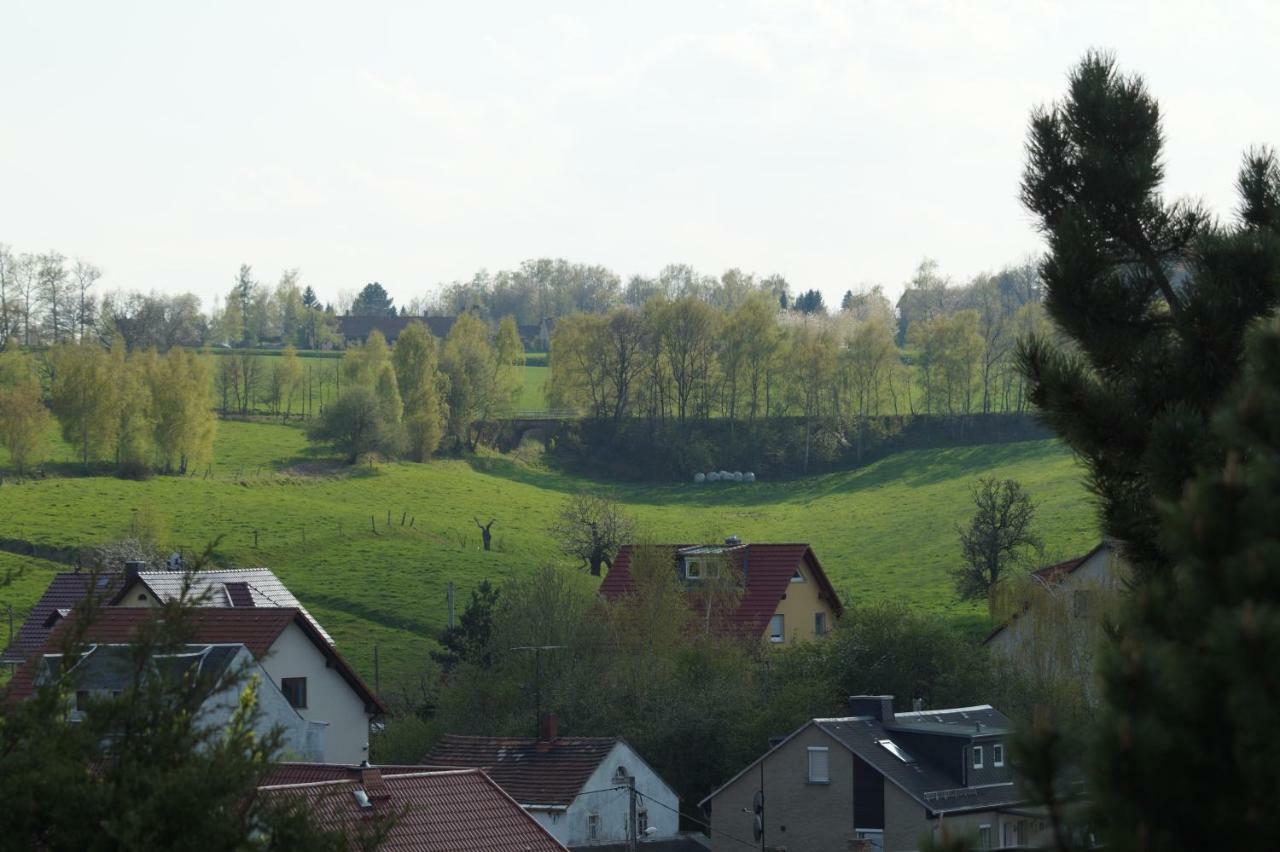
[993, 743, 1004, 767]
[972, 745, 984, 769]
[587, 813, 600, 840]
[685, 558, 703, 580]
[978, 824, 992, 849]
[807, 746, 830, 783]
[814, 612, 827, 636]
[769, 614, 785, 643]
[790, 568, 805, 583]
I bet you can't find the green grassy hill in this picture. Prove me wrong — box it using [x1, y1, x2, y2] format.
[0, 420, 1097, 690]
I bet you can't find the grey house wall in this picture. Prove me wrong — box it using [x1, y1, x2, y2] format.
[709, 726, 855, 852]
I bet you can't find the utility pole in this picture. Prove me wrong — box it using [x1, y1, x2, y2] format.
[373, 645, 380, 695]
[628, 774, 637, 852]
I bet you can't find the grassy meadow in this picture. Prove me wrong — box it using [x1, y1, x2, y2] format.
[0, 419, 1098, 691]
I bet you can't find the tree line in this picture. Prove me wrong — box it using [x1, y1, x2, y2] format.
[545, 259, 1051, 431]
[306, 315, 524, 463]
[0, 335, 216, 477]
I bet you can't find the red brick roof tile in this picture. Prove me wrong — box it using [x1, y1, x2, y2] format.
[598, 543, 844, 639]
[423, 735, 620, 807]
[4, 608, 386, 713]
[259, 768, 568, 851]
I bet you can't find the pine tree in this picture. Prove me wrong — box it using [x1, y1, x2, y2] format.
[1016, 52, 1280, 851]
[1085, 316, 1280, 850]
[1018, 52, 1280, 574]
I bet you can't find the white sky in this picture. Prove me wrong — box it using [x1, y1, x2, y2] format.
[2, 0, 1278, 309]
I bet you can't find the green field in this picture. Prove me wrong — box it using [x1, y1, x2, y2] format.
[0, 420, 1097, 691]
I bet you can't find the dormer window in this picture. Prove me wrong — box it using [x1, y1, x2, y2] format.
[790, 568, 805, 583]
[993, 743, 1004, 767]
[972, 745, 984, 769]
[684, 558, 719, 580]
[614, 765, 629, 782]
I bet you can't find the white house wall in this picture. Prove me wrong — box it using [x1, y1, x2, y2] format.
[201, 647, 325, 762]
[538, 742, 680, 847]
[260, 623, 370, 763]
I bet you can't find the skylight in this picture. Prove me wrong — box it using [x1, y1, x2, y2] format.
[877, 738, 915, 763]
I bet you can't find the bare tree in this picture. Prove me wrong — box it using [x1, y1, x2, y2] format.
[73, 259, 101, 342]
[37, 252, 70, 344]
[549, 492, 635, 576]
[474, 517, 495, 551]
[952, 477, 1041, 610]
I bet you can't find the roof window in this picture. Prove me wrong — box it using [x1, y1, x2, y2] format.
[877, 738, 915, 763]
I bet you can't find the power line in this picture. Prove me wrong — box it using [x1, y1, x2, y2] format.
[634, 788, 759, 849]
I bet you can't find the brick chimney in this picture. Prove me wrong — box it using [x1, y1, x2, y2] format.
[359, 766, 389, 801]
[538, 712, 558, 743]
[847, 695, 895, 723]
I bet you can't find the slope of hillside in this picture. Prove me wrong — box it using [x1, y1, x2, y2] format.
[0, 420, 1097, 689]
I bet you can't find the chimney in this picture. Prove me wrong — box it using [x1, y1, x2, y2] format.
[847, 695, 895, 723]
[538, 712, 558, 743]
[725, 535, 742, 546]
[123, 560, 146, 589]
[359, 766, 388, 801]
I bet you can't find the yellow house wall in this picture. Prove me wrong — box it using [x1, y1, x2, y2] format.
[768, 558, 839, 645]
[115, 581, 160, 607]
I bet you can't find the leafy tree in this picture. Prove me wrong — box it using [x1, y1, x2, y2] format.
[147, 346, 216, 474]
[109, 335, 152, 477]
[952, 477, 1040, 608]
[350, 282, 396, 316]
[495, 315, 525, 367]
[441, 313, 519, 450]
[272, 345, 303, 417]
[307, 385, 403, 464]
[392, 321, 448, 461]
[0, 342, 51, 474]
[48, 341, 118, 469]
[549, 492, 635, 576]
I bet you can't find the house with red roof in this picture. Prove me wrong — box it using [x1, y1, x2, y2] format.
[258, 766, 570, 851]
[598, 539, 844, 645]
[5, 607, 385, 763]
[422, 715, 682, 849]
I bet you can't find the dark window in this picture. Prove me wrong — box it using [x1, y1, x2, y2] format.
[282, 677, 307, 709]
[815, 612, 827, 636]
[136, 594, 148, 602]
[75, 690, 90, 711]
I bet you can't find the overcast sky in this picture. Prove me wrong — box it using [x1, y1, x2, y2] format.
[3, 1, 1278, 309]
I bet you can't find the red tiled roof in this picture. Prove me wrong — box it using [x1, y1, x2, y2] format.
[423, 735, 620, 807]
[4, 608, 387, 713]
[259, 768, 568, 851]
[1, 572, 121, 664]
[598, 543, 844, 639]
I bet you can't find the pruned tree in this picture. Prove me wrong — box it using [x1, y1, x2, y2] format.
[549, 492, 635, 576]
[952, 477, 1040, 609]
[474, 517, 495, 551]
